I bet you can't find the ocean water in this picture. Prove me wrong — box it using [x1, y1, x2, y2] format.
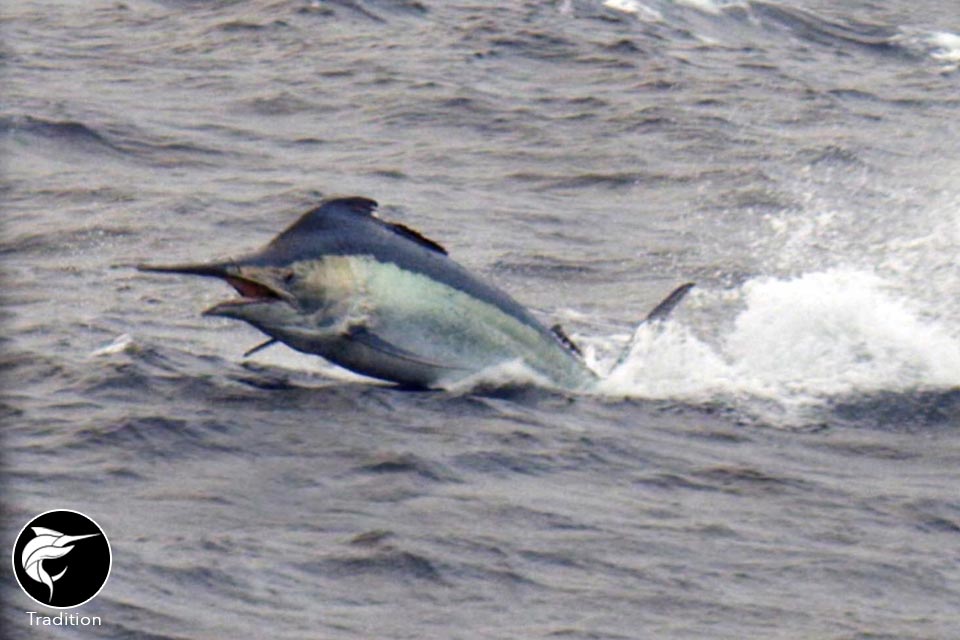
[3, 0, 959, 638]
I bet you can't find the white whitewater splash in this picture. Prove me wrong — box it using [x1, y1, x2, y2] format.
[601, 0, 663, 21]
[90, 333, 136, 357]
[598, 159, 959, 426]
[599, 269, 960, 426]
[929, 31, 960, 61]
[894, 29, 960, 71]
[592, 145, 960, 427]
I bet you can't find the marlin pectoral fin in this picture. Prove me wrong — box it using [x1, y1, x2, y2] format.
[345, 327, 466, 371]
[644, 282, 695, 323]
[243, 338, 279, 358]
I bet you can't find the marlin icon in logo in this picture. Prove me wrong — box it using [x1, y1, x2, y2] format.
[20, 527, 100, 602]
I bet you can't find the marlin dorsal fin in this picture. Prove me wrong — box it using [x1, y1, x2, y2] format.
[287, 196, 379, 231]
[276, 196, 448, 255]
[267, 197, 374, 246]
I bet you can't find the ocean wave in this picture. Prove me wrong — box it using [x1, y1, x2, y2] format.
[574, 0, 958, 69]
[2, 114, 226, 166]
[302, 548, 444, 582]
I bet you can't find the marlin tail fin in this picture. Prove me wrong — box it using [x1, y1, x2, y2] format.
[614, 282, 694, 368]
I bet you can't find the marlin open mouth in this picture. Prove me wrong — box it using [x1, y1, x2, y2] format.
[137, 261, 291, 357]
[203, 275, 284, 314]
[136, 262, 286, 314]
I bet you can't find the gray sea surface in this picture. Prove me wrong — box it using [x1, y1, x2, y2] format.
[3, 0, 960, 638]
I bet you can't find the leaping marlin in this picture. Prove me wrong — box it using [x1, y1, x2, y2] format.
[21, 528, 100, 602]
[139, 197, 692, 390]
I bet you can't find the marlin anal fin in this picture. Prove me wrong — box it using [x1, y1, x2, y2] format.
[550, 324, 584, 357]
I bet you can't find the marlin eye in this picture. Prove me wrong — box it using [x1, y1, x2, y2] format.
[282, 270, 295, 284]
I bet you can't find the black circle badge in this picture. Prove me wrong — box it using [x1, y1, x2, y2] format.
[12, 509, 111, 609]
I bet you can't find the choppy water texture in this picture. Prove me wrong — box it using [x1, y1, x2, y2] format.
[3, 1, 960, 638]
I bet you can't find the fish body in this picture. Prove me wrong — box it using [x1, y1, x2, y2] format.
[140, 197, 607, 389]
